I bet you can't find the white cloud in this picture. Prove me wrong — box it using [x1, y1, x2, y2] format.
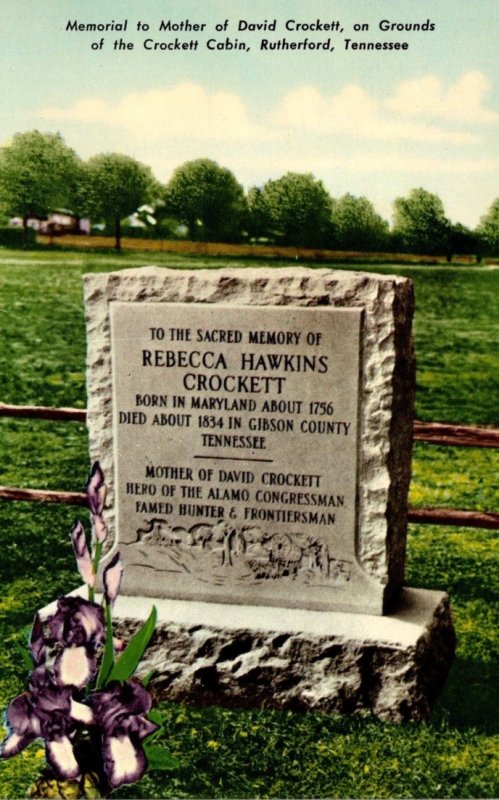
[333, 154, 499, 175]
[39, 82, 272, 143]
[39, 72, 495, 151]
[228, 149, 499, 180]
[385, 71, 498, 123]
[272, 84, 479, 143]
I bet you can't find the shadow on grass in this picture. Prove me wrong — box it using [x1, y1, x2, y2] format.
[435, 657, 499, 734]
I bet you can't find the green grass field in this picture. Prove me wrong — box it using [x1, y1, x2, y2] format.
[0, 249, 497, 798]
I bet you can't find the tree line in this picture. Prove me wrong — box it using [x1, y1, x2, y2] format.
[0, 129, 497, 257]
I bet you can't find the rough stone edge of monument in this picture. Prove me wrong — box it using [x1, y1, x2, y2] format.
[83, 266, 415, 609]
[41, 586, 455, 723]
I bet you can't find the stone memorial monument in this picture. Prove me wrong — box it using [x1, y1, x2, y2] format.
[82, 266, 455, 721]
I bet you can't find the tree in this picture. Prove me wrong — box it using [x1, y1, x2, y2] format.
[392, 188, 451, 255]
[449, 223, 478, 261]
[331, 193, 389, 251]
[249, 172, 333, 247]
[476, 198, 499, 256]
[246, 186, 269, 240]
[82, 153, 157, 250]
[0, 130, 80, 248]
[164, 159, 246, 242]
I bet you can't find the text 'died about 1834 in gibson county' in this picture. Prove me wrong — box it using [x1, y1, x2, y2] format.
[110, 303, 362, 572]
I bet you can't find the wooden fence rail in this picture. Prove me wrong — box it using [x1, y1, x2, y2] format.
[0, 402, 87, 423]
[0, 403, 497, 529]
[0, 486, 87, 506]
[413, 420, 499, 449]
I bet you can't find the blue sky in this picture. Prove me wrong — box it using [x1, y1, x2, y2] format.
[1, 0, 498, 226]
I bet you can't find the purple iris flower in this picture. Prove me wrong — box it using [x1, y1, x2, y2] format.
[92, 512, 108, 544]
[48, 596, 105, 654]
[89, 679, 158, 790]
[47, 596, 105, 692]
[86, 462, 106, 517]
[86, 462, 108, 544]
[71, 521, 95, 587]
[30, 611, 95, 698]
[1, 666, 93, 780]
[103, 553, 123, 606]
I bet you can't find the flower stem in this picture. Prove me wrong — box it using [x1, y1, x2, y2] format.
[88, 541, 103, 604]
[96, 600, 115, 688]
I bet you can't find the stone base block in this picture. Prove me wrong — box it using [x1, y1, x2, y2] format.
[43, 587, 455, 723]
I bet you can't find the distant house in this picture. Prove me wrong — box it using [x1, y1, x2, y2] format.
[44, 210, 90, 235]
[9, 215, 40, 231]
[9, 210, 90, 235]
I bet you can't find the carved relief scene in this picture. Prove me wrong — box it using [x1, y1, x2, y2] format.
[124, 517, 353, 590]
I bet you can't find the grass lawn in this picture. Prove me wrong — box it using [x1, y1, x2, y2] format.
[0, 248, 497, 798]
